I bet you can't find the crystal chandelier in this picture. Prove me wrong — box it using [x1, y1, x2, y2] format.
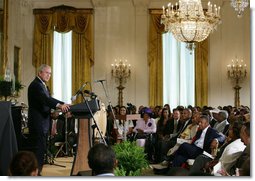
[230, 0, 249, 18]
[161, 0, 221, 51]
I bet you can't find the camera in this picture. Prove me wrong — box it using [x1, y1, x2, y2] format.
[127, 103, 135, 114]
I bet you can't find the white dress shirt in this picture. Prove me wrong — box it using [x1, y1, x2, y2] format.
[219, 138, 246, 173]
[194, 125, 209, 149]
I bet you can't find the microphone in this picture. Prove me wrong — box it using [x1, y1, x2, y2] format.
[84, 90, 97, 98]
[71, 82, 88, 101]
[84, 90, 96, 96]
[94, 79, 106, 83]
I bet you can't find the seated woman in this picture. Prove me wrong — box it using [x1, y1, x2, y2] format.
[133, 107, 156, 162]
[114, 106, 134, 143]
[155, 108, 173, 163]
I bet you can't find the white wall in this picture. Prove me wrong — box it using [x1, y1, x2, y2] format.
[208, 0, 250, 107]
[92, 0, 149, 107]
[7, 0, 251, 108]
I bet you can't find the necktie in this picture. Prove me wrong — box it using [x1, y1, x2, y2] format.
[43, 83, 50, 97]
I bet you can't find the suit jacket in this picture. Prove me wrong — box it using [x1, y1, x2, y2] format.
[192, 126, 225, 153]
[168, 118, 183, 138]
[28, 77, 64, 134]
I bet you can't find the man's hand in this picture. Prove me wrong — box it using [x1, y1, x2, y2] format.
[58, 104, 70, 113]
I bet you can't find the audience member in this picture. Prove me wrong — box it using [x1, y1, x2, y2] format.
[9, 151, 38, 176]
[167, 111, 200, 157]
[229, 122, 250, 176]
[133, 107, 156, 162]
[155, 108, 173, 163]
[133, 107, 156, 147]
[170, 115, 225, 167]
[213, 110, 229, 134]
[159, 108, 193, 166]
[114, 106, 134, 143]
[87, 143, 116, 176]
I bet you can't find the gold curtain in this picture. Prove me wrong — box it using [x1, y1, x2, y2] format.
[72, 12, 94, 102]
[33, 6, 93, 98]
[195, 40, 208, 107]
[33, 12, 53, 76]
[148, 10, 165, 107]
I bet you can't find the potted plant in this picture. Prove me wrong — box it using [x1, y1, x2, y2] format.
[0, 76, 25, 100]
[113, 141, 149, 176]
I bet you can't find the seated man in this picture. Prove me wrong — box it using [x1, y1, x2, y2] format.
[212, 110, 229, 134]
[87, 143, 117, 176]
[189, 120, 245, 175]
[170, 115, 225, 167]
[167, 111, 200, 157]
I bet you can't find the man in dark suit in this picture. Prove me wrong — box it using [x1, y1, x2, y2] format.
[27, 64, 70, 175]
[171, 115, 225, 167]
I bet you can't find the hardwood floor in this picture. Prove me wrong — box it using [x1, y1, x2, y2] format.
[41, 156, 74, 176]
[41, 156, 156, 176]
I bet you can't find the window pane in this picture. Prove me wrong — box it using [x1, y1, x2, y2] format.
[163, 32, 194, 110]
[53, 31, 72, 104]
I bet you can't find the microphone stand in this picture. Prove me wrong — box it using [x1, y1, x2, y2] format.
[81, 91, 107, 146]
[97, 80, 118, 141]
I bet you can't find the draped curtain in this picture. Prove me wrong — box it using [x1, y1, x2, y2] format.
[195, 40, 208, 107]
[148, 10, 165, 107]
[33, 6, 93, 101]
[148, 9, 208, 107]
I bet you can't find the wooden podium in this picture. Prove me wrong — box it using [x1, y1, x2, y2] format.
[70, 118, 92, 175]
[69, 99, 100, 176]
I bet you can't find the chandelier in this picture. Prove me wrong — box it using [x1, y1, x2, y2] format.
[161, 0, 221, 51]
[230, 0, 249, 18]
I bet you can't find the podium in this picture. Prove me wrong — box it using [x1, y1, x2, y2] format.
[69, 99, 100, 176]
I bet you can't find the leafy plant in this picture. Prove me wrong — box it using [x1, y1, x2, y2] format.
[0, 76, 25, 97]
[113, 141, 149, 176]
[15, 80, 25, 93]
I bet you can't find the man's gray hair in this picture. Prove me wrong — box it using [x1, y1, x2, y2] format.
[219, 110, 229, 119]
[38, 64, 50, 72]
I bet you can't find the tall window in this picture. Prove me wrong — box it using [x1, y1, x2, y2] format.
[163, 32, 195, 109]
[53, 31, 72, 104]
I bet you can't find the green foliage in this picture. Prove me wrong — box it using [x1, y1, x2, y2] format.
[113, 141, 149, 176]
[114, 166, 141, 176]
[14, 80, 25, 92]
[0, 76, 25, 96]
